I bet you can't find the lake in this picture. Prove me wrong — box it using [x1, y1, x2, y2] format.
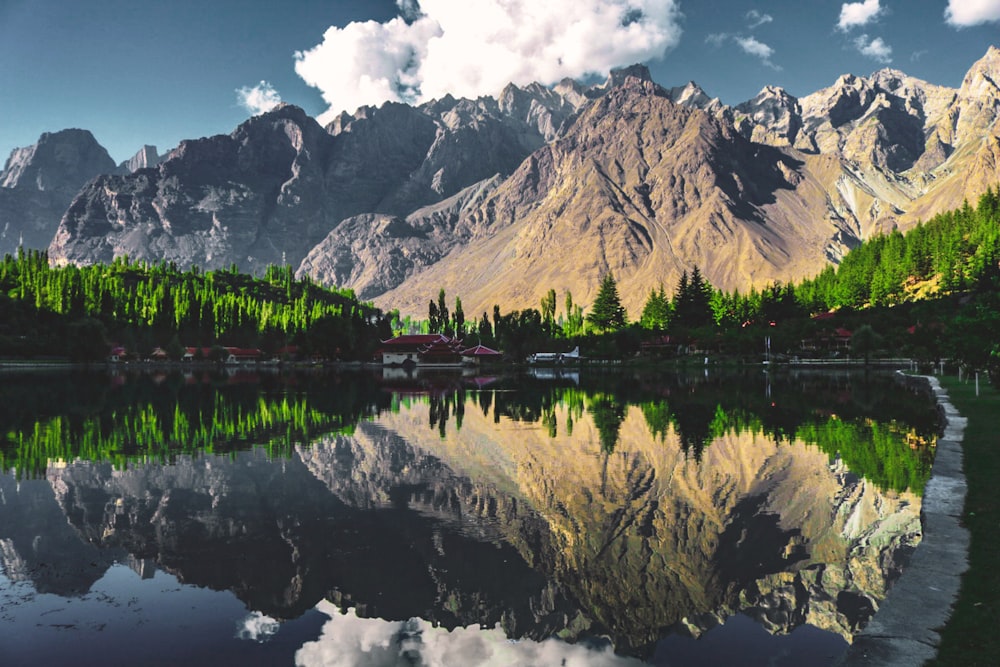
[0, 367, 937, 666]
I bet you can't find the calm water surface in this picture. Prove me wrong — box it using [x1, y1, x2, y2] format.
[0, 367, 937, 666]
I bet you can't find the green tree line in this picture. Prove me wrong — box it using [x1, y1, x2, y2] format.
[0, 251, 392, 360]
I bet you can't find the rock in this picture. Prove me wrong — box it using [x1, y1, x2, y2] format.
[0, 129, 116, 256]
[118, 145, 162, 173]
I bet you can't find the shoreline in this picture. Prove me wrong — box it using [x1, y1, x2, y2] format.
[836, 372, 970, 666]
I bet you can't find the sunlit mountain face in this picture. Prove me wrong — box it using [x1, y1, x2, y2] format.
[0, 369, 935, 665]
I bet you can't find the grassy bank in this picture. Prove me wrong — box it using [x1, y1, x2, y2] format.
[928, 375, 1000, 666]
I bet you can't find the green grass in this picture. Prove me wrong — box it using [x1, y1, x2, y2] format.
[928, 375, 1000, 666]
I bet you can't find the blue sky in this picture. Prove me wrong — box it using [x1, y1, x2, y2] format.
[1, 0, 997, 164]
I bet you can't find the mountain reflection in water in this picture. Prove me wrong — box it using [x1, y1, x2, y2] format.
[0, 369, 936, 666]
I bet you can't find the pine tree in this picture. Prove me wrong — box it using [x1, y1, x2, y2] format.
[639, 284, 670, 331]
[673, 267, 714, 329]
[453, 297, 465, 338]
[587, 273, 627, 332]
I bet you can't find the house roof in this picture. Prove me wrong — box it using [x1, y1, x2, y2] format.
[460, 344, 502, 356]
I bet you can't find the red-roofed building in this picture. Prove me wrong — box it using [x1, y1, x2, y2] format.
[801, 327, 853, 352]
[460, 344, 503, 365]
[378, 334, 465, 366]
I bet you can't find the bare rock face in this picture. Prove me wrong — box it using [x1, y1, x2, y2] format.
[296, 176, 501, 300]
[950, 45, 1000, 145]
[735, 86, 804, 148]
[0, 128, 116, 196]
[0, 129, 116, 256]
[50, 105, 339, 271]
[118, 145, 162, 173]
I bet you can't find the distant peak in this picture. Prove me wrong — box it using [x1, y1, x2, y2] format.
[606, 64, 653, 88]
[969, 44, 1000, 72]
[871, 67, 906, 80]
[757, 84, 790, 98]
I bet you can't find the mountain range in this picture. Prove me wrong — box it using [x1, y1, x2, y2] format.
[2, 46, 998, 317]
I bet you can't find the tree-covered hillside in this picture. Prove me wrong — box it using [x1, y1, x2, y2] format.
[797, 188, 1000, 310]
[0, 252, 390, 360]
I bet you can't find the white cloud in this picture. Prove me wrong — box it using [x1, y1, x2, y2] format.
[237, 81, 282, 115]
[295, 602, 647, 667]
[293, 0, 683, 125]
[735, 36, 781, 70]
[735, 36, 773, 60]
[837, 0, 883, 30]
[854, 34, 893, 63]
[708, 34, 780, 70]
[236, 611, 281, 642]
[746, 10, 773, 29]
[945, 0, 1000, 25]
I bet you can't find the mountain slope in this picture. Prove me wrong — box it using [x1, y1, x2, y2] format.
[374, 76, 859, 316]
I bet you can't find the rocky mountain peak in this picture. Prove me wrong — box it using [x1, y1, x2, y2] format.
[960, 45, 1000, 99]
[1, 128, 115, 195]
[605, 64, 654, 88]
[735, 85, 803, 147]
[668, 81, 719, 111]
[740, 85, 799, 111]
[1, 129, 117, 257]
[119, 145, 161, 174]
[869, 68, 909, 88]
[553, 77, 589, 107]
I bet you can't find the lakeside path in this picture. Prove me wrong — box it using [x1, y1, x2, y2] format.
[926, 375, 1000, 666]
[838, 374, 971, 666]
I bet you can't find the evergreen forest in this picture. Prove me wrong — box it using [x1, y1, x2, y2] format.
[0, 253, 391, 360]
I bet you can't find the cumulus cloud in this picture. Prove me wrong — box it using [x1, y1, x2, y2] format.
[854, 34, 893, 63]
[295, 603, 646, 667]
[837, 0, 883, 30]
[945, 0, 1000, 25]
[746, 9, 773, 29]
[237, 81, 282, 115]
[294, 0, 682, 124]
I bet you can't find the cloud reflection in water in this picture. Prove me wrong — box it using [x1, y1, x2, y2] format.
[296, 601, 644, 667]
